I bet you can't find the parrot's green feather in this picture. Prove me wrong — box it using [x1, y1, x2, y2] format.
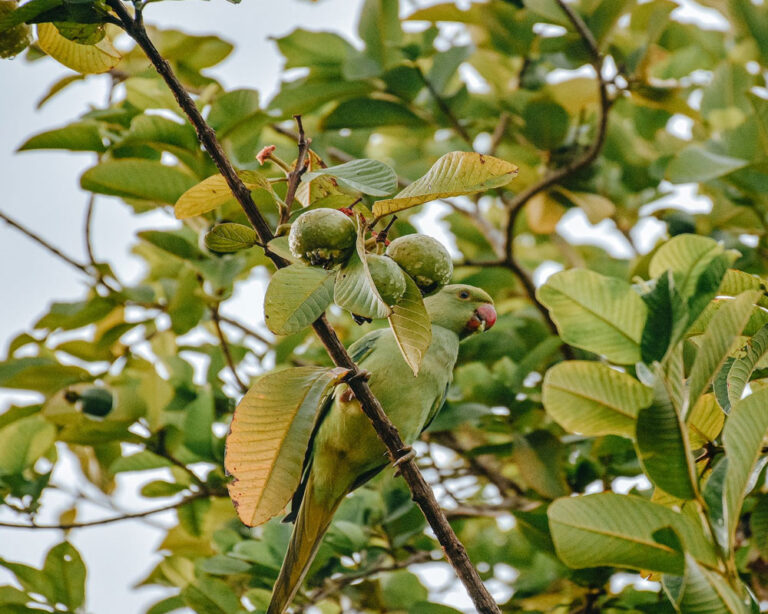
[268, 284, 495, 614]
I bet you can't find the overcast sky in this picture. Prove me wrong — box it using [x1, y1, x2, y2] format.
[0, 1, 728, 612]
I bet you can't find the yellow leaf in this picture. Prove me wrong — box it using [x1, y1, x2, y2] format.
[225, 367, 347, 527]
[557, 187, 616, 224]
[373, 151, 518, 217]
[388, 274, 431, 376]
[174, 171, 271, 219]
[37, 23, 120, 74]
[527, 192, 565, 234]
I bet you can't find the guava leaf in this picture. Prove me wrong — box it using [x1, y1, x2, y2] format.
[537, 269, 647, 364]
[688, 291, 759, 409]
[303, 158, 397, 197]
[175, 171, 273, 219]
[334, 217, 391, 320]
[225, 366, 348, 527]
[372, 152, 518, 217]
[388, 274, 431, 375]
[37, 22, 120, 74]
[204, 223, 259, 253]
[549, 493, 717, 575]
[542, 360, 652, 438]
[636, 367, 698, 500]
[264, 265, 335, 335]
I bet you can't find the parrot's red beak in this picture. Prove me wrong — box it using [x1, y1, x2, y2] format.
[467, 303, 497, 332]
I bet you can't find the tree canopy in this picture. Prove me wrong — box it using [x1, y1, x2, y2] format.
[1, 0, 768, 613]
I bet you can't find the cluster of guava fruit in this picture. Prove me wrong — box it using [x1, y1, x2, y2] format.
[288, 207, 453, 303]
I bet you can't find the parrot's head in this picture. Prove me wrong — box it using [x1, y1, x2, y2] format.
[424, 284, 496, 339]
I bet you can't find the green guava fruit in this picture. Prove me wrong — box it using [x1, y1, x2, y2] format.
[367, 254, 406, 305]
[289, 208, 356, 267]
[386, 234, 453, 295]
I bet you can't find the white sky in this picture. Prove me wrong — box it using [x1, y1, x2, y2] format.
[0, 1, 729, 612]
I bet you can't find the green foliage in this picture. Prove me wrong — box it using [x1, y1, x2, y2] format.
[3, 0, 768, 612]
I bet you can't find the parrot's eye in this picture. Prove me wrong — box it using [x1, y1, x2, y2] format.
[459, 290, 470, 299]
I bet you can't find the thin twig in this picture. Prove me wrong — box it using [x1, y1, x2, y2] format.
[282, 115, 311, 216]
[269, 123, 415, 188]
[84, 193, 98, 268]
[489, 112, 510, 157]
[0, 210, 91, 276]
[416, 66, 474, 147]
[432, 432, 525, 497]
[0, 492, 208, 530]
[107, 4, 500, 611]
[217, 314, 271, 346]
[299, 551, 432, 611]
[211, 304, 248, 393]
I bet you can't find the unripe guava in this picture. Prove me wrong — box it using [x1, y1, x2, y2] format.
[0, 1, 31, 59]
[367, 254, 406, 305]
[64, 387, 113, 417]
[386, 234, 453, 295]
[289, 208, 356, 267]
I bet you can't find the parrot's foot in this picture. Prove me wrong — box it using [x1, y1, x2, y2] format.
[342, 369, 371, 384]
[392, 446, 416, 476]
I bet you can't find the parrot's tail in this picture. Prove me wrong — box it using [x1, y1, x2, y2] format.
[267, 475, 340, 614]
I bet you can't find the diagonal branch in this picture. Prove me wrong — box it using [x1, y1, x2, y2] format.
[496, 0, 611, 341]
[0, 210, 91, 276]
[416, 66, 474, 147]
[210, 304, 248, 394]
[106, 2, 500, 611]
[0, 492, 209, 530]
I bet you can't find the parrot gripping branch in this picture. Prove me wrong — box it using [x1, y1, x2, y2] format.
[105, 1, 501, 612]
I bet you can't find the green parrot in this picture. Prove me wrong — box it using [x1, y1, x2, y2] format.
[267, 284, 496, 614]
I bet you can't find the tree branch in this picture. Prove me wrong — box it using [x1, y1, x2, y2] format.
[502, 0, 609, 224]
[107, 3, 500, 611]
[84, 193, 98, 268]
[0, 492, 208, 530]
[282, 115, 310, 216]
[430, 432, 526, 498]
[270, 122, 416, 189]
[416, 66, 474, 147]
[217, 314, 272, 346]
[0, 210, 91, 276]
[210, 304, 248, 394]
[300, 551, 432, 610]
[494, 0, 611, 344]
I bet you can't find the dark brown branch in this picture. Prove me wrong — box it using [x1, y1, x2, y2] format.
[495, 0, 611, 344]
[107, 3, 500, 611]
[0, 492, 208, 530]
[106, 0, 276, 247]
[502, 0, 610, 235]
[210, 304, 248, 394]
[0, 210, 91, 276]
[416, 67, 474, 147]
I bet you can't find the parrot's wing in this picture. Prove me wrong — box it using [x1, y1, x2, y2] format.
[348, 327, 388, 363]
[283, 328, 389, 523]
[421, 381, 450, 434]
